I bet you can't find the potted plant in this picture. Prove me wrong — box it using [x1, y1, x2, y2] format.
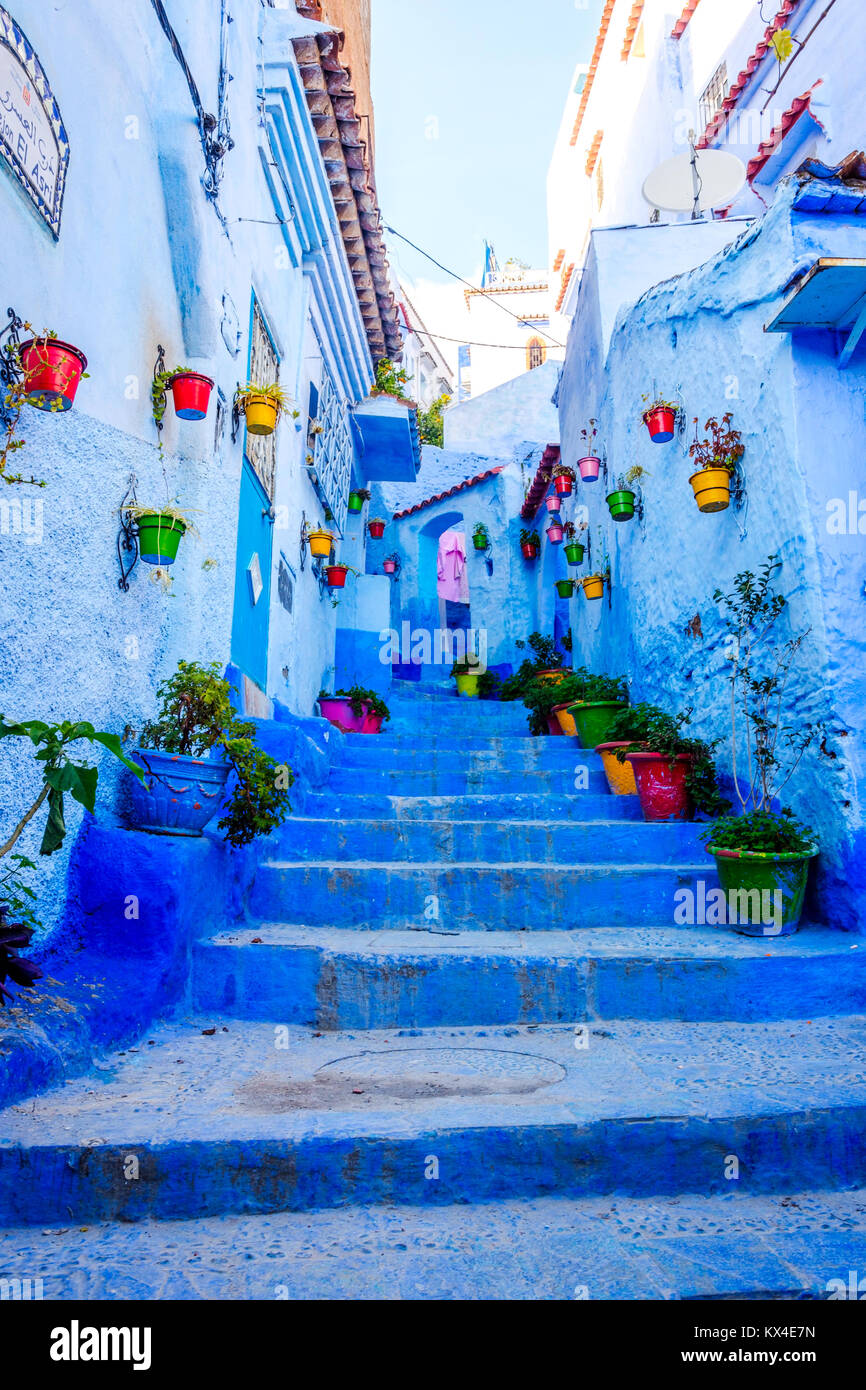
[553, 464, 577, 498]
[18, 333, 88, 412]
[153, 365, 214, 423]
[606, 465, 649, 522]
[565, 671, 630, 747]
[129, 661, 293, 841]
[578, 421, 602, 481]
[594, 702, 662, 796]
[472, 522, 490, 551]
[702, 555, 818, 933]
[318, 686, 391, 734]
[688, 414, 744, 513]
[555, 578, 575, 599]
[325, 563, 356, 589]
[348, 487, 371, 513]
[451, 655, 484, 698]
[616, 708, 727, 823]
[547, 520, 564, 545]
[520, 528, 540, 560]
[521, 671, 591, 737]
[383, 552, 400, 574]
[641, 393, 679, 443]
[368, 517, 387, 539]
[562, 522, 586, 566]
[123, 503, 196, 567]
[582, 573, 605, 601]
[307, 525, 334, 558]
[235, 381, 292, 436]
[545, 495, 561, 514]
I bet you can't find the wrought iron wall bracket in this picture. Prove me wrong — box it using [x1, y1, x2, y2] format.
[0, 308, 26, 433]
[152, 344, 167, 435]
[117, 476, 141, 592]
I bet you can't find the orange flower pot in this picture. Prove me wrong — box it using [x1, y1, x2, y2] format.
[596, 742, 639, 796]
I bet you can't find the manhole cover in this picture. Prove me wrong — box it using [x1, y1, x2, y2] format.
[317, 1046, 566, 1099]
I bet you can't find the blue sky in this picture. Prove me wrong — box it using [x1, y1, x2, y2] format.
[371, 0, 605, 286]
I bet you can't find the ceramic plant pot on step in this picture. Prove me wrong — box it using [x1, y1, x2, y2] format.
[552, 702, 578, 736]
[547, 713, 565, 736]
[136, 513, 187, 566]
[565, 542, 585, 565]
[127, 750, 231, 836]
[454, 671, 481, 698]
[626, 751, 694, 822]
[690, 467, 732, 513]
[536, 669, 566, 685]
[567, 701, 629, 749]
[578, 456, 601, 482]
[643, 407, 676, 443]
[596, 742, 639, 796]
[20, 338, 87, 411]
[705, 845, 818, 936]
[169, 371, 214, 421]
[606, 489, 636, 522]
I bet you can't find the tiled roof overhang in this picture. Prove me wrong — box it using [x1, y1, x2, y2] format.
[621, 1, 645, 58]
[747, 81, 824, 183]
[520, 445, 561, 520]
[291, 24, 402, 362]
[393, 465, 504, 519]
[696, 1, 804, 149]
[570, 0, 617, 148]
[671, 0, 703, 40]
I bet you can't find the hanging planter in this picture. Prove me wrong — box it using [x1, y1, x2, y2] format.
[520, 529, 540, 560]
[368, 517, 387, 539]
[577, 455, 601, 482]
[235, 381, 293, 437]
[133, 510, 188, 566]
[606, 489, 636, 522]
[641, 397, 679, 444]
[383, 552, 400, 575]
[307, 527, 334, 558]
[348, 488, 371, 513]
[582, 574, 605, 601]
[20, 337, 88, 412]
[169, 370, 214, 421]
[545, 495, 560, 514]
[325, 564, 350, 589]
[688, 414, 744, 513]
[553, 465, 576, 497]
[472, 522, 490, 551]
[555, 578, 575, 599]
[547, 523, 564, 545]
[564, 543, 585, 565]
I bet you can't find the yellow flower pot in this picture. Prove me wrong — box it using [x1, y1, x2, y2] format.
[596, 742, 639, 796]
[307, 528, 333, 558]
[536, 669, 566, 685]
[582, 575, 604, 601]
[244, 395, 279, 436]
[454, 671, 481, 698]
[552, 702, 578, 736]
[689, 466, 731, 513]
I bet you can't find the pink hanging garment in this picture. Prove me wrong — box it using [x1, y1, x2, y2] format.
[437, 530, 469, 603]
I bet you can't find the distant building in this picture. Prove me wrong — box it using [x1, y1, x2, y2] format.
[394, 282, 454, 411]
[460, 249, 561, 400]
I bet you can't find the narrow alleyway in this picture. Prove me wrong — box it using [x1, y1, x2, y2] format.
[1, 686, 866, 1298]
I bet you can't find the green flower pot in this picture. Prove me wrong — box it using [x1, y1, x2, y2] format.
[606, 489, 636, 522]
[564, 543, 585, 565]
[555, 579, 575, 598]
[348, 492, 365, 512]
[707, 846, 818, 937]
[473, 534, 489, 551]
[566, 700, 629, 749]
[137, 514, 187, 566]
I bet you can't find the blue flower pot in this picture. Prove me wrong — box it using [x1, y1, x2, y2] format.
[127, 749, 231, 836]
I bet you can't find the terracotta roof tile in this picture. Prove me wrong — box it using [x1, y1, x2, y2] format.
[585, 130, 604, 177]
[696, 1, 804, 149]
[570, 0, 617, 148]
[621, 1, 645, 58]
[671, 0, 702, 40]
[746, 81, 824, 183]
[393, 466, 505, 519]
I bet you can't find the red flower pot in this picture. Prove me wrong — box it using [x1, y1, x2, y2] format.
[383, 560, 397, 574]
[547, 524, 563, 544]
[368, 520, 386, 539]
[20, 338, 87, 411]
[643, 407, 676, 443]
[521, 542, 539, 560]
[625, 751, 694, 822]
[169, 371, 214, 421]
[325, 564, 349, 588]
[545, 495, 560, 513]
[547, 713, 565, 736]
[577, 456, 601, 482]
[554, 475, 573, 497]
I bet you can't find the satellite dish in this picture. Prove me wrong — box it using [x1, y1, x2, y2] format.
[642, 147, 746, 216]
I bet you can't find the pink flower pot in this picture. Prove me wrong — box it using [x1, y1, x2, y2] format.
[545, 495, 560, 513]
[547, 524, 563, 544]
[318, 697, 383, 734]
[578, 456, 601, 482]
[383, 560, 397, 574]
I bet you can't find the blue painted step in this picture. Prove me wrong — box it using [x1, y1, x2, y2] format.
[190, 925, 866, 1028]
[300, 792, 643, 822]
[337, 741, 601, 770]
[2, 1018, 865, 1224]
[249, 861, 719, 930]
[327, 766, 609, 794]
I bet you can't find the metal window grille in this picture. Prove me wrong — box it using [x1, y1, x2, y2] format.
[312, 359, 353, 531]
[246, 298, 279, 500]
[699, 62, 729, 131]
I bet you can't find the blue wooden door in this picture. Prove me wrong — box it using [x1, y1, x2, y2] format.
[230, 458, 273, 692]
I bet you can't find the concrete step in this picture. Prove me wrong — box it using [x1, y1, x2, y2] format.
[337, 741, 599, 770]
[360, 733, 579, 753]
[272, 818, 705, 864]
[248, 860, 720, 930]
[3, 1188, 866, 1299]
[2, 1017, 865, 1225]
[191, 924, 866, 1027]
[327, 766, 609, 795]
[300, 792, 642, 822]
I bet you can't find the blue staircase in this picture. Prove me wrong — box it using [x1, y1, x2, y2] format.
[1, 685, 866, 1300]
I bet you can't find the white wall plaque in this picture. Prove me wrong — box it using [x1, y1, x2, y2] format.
[247, 552, 264, 605]
[0, 7, 69, 238]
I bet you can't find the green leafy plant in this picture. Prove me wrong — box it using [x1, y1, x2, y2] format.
[151, 365, 195, 433]
[641, 393, 680, 418]
[419, 394, 450, 447]
[321, 686, 391, 723]
[518, 668, 626, 737]
[701, 808, 814, 856]
[614, 707, 729, 818]
[689, 414, 744, 473]
[477, 670, 502, 700]
[473, 522, 489, 542]
[372, 358, 410, 398]
[350, 488, 372, 503]
[617, 464, 650, 489]
[1, 329, 81, 486]
[235, 380, 293, 415]
[499, 633, 566, 703]
[0, 855, 41, 1007]
[519, 528, 541, 549]
[602, 702, 662, 744]
[139, 661, 293, 848]
[552, 464, 576, 482]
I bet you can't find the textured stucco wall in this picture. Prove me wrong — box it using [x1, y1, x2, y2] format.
[445, 361, 561, 456]
[557, 178, 866, 931]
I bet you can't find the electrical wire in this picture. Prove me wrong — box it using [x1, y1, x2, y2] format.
[384, 223, 565, 349]
[412, 327, 559, 351]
